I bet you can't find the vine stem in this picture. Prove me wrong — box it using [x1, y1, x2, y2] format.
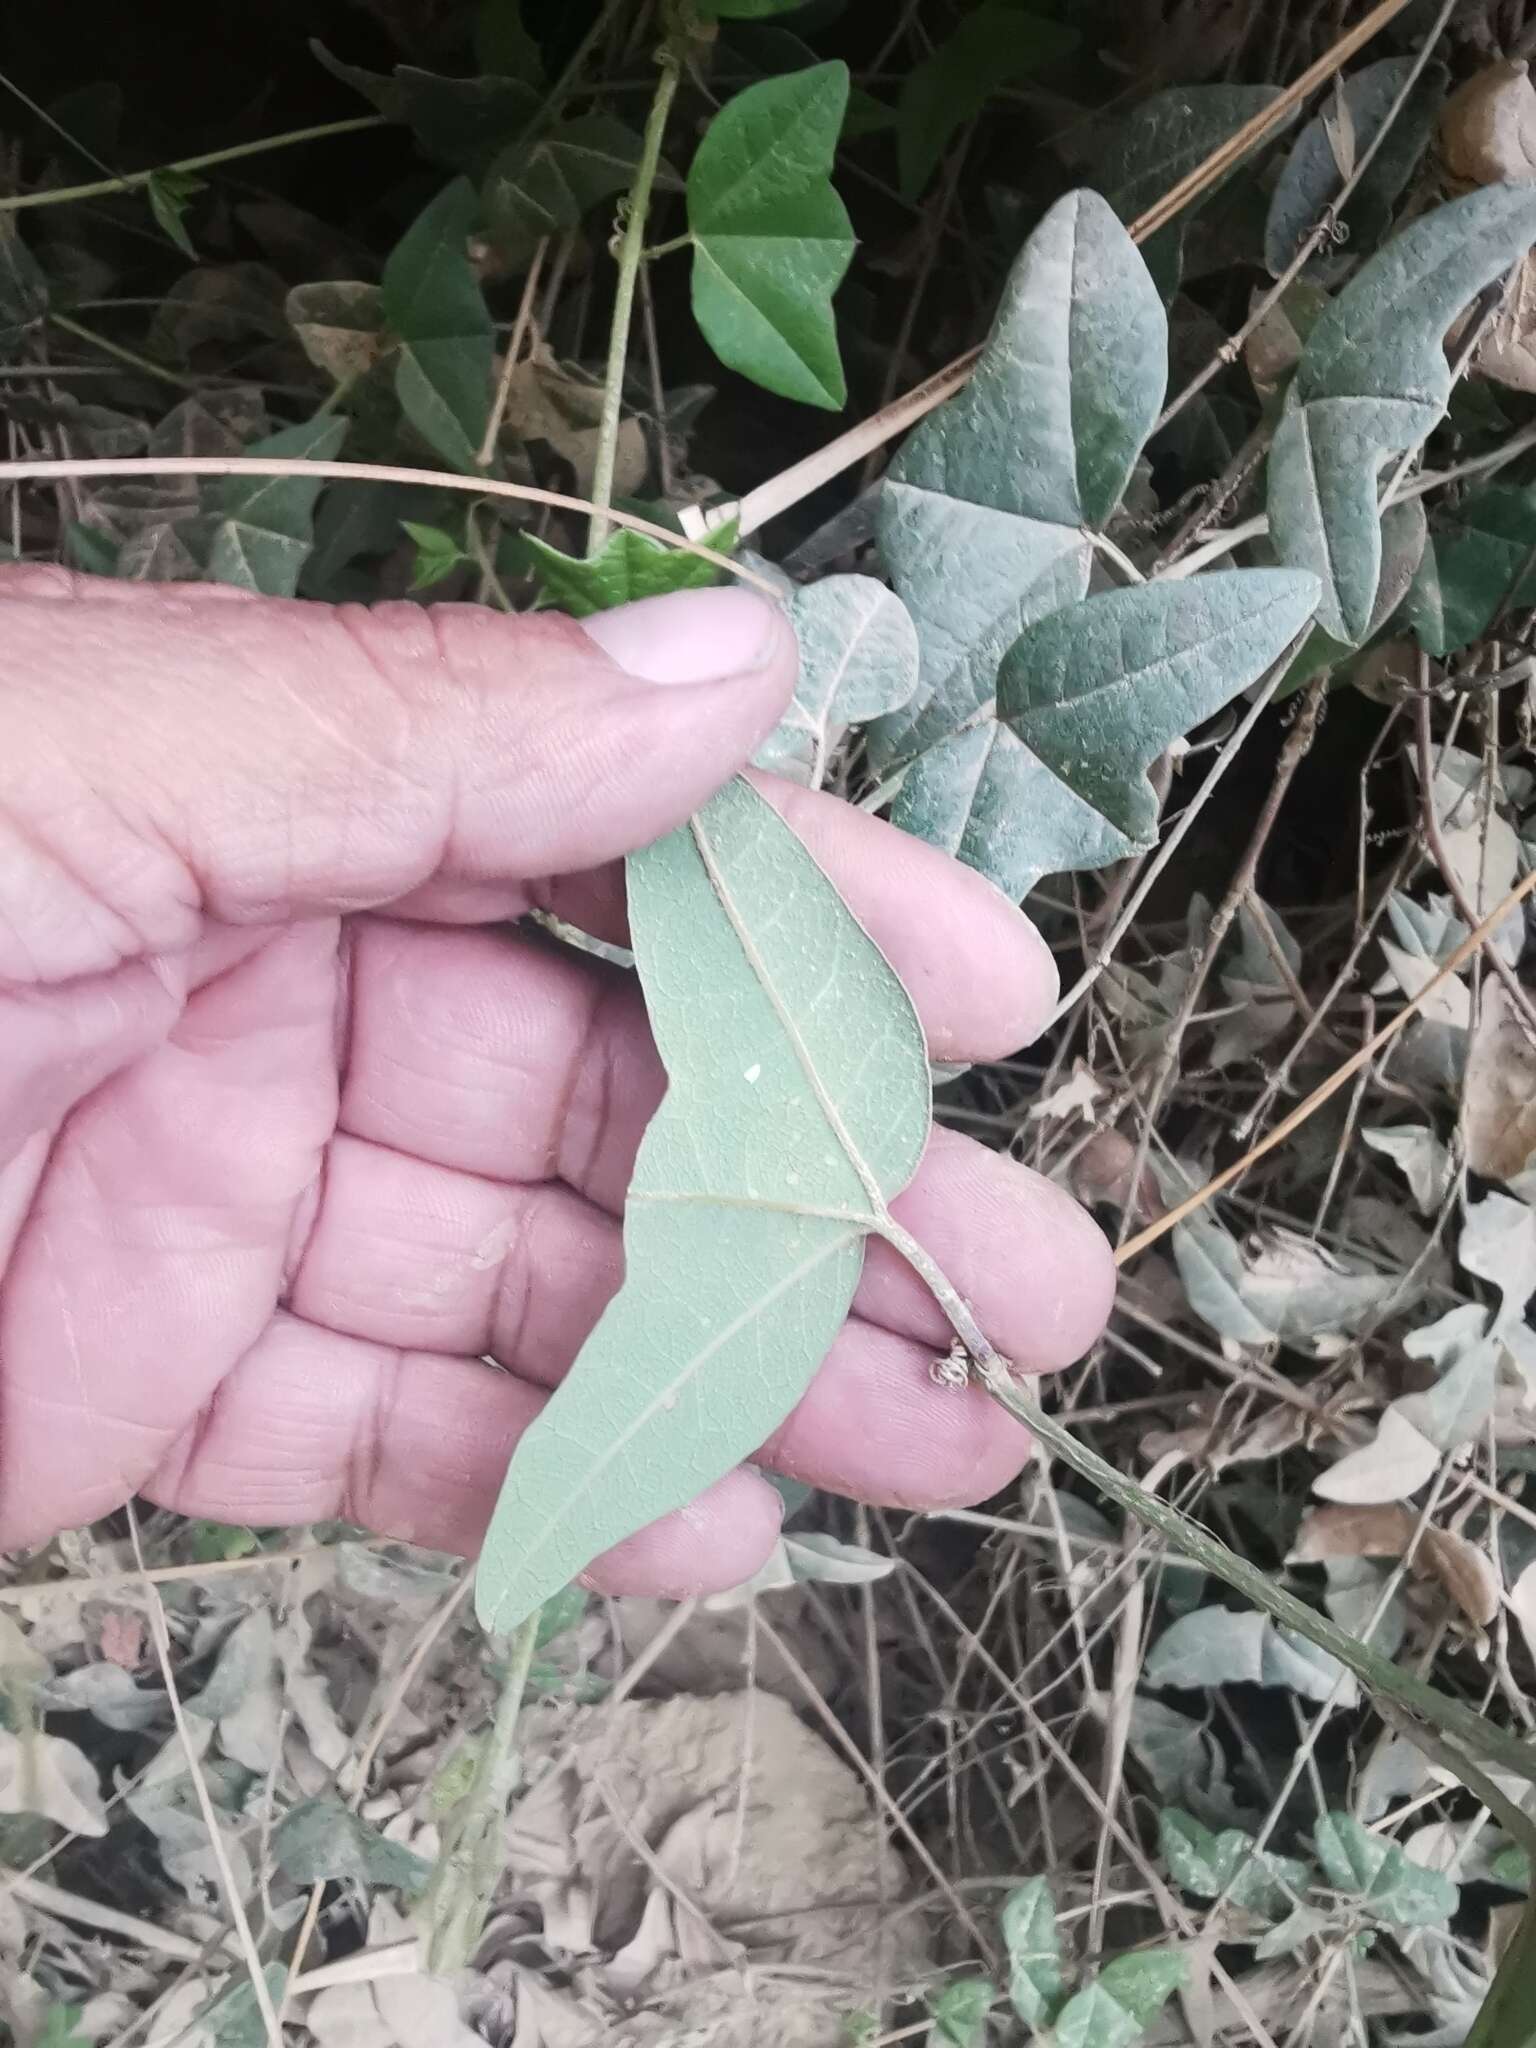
[587, 45, 681, 553]
[420, 1608, 541, 1974]
[0, 116, 384, 215]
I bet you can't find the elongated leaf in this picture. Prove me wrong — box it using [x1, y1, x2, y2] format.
[381, 179, 495, 474]
[1314, 1811, 1459, 1926]
[523, 519, 738, 617]
[755, 575, 919, 786]
[867, 189, 1165, 897]
[474, 777, 931, 1632]
[1000, 1876, 1062, 2024]
[687, 63, 855, 408]
[1264, 58, 1443, 280]
[204, 416, 348, 597]
[1270, 185, 1536, 639]
[967, 572, 1319, 895]
[1405, 482, 1536, 655]
[313, 44, 538, 172]
[896, 7, 1077, 199]
[484, 114, 648, 255]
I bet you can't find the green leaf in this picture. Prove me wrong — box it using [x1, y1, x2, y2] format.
[697, 0, 811, 14]
[1263, 57, 1444, 280]
[1158, 1810, 1309, 1917]
[523, 518, 738, 617]
[1492, 1843, 1532, 1892]
[475, 0, 544, 80]
[1053, 1952, 1187, 2048]
[273, 1796, 434, 1893]
[37, 2008, 91, 2048]
[687, 62, 855, 408]
[146, 169, 205, 258]
[63, 521, 119, 577]
[867, 188, 1165, 898]
[1314, 1812, 1459, 1926]
[381, 178, 496, 474]
[1000, 1875, 1062, 2024]
[313, 43, 539, 172]
[973, 572, 1318, 897]
[484, 114, 648, 254]
[534, 1584, 588, 1648]
[203, 416, 348, 597]
[474, 775, 931, 1633]
[896, 6, 1077, 199]
[401, 518, 472, 590]
[1270, 183, 1536, 641]
[927, 1976, 995, 2046]
[0, 224, 50, 348]
[1405, 483, 1536, 656]
[755, 574, 919, 786]
[1143, 1604, 1354, 1705]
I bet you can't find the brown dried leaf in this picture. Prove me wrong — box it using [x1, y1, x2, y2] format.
[1465, 980, 1536, 1181]
[1421, 1526, 1499, 1628]
[1476, 248, 1536, 393]
[1291, 1506, 1499, 1627]
[1439, 60, 1536, 188]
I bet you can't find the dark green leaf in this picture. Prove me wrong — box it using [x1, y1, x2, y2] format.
[687, 63, 855, 408]
[146, 169, 205, 259]
[1096, 86, 1286, 228]
[982, 571, 1318, 895]
[381, 178, 495, 474]
[313, 43, 539, 173]
[927, 1976, 995, 2046]
[697, 0, 813, 15]
[273, 1796, 433, 1892]
[1000, 1876, 1062, 2024]
[475, 0, 544, 81]
[1264, 58, 1444, 279]
[523, 519, 738, 617]
[1314, 1811, 1459, 1926]
[203, 416, 348, 597]
[474, 777, 930, 1633]
[484, 114, 647, 253]
[0, 224, 50, 348]
[401, 519, 472, 590]
[897, 6, 1077, 199]
[1404, 483, 1536, 656]
[63, 521, 119, 577]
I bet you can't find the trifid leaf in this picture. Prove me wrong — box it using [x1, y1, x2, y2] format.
[203, 416, 348, 597]
[1269, 183, 1536, 641]
[381, 178, 495, 474]
[523, 518, 738, 617]
[474, 777, 931, 1633]
[1405, 482, 1536, 655]
[1054, 1952, 1187, 2048]
[927, 1977, 995, 2046]
[868, 188, 1166, 898]
[484, 114, 649, 256]
[273, 1797, 433, 1893]
[1314, 1812, 1459, 1926]
[687, 63, 855, 408]
[896, 7, 1077, 200]
[1159, 1809, 1310, 1917]
[1000, 1876, 1062, 2024]
[755, 575, 919, 787]
[313, 43, 538, 172]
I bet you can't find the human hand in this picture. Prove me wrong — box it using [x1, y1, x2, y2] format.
[0, 567, 1112, 1594]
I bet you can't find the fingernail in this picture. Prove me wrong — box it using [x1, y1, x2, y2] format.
[579, 586, 785, 684]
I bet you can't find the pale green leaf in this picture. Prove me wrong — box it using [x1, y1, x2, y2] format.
[146, 169, 205, 258]
[1144, 1607, 1354, 1704]
[474, 776, 931, 1632]
[927, 1976, 995, 2046]
[982, 572, 1319, 894]
[1314, 1812, 1459, 1926]
[400, 518, 472, 591]
[1054, 1952, 1186, 2048]
[867, 189, 1166, 896]
[755, 575, 919, 786]
[313, 43, 539, 171]
[1128, 1696, 1241, 1826]
[273, 1796, 433, 1892]
[203, 416, 348, 598]
[523, 518, 738, 617]
[381, 178, 495, 474]
[687, 63, 855, 408]
[1000, 1876, 1062, 2024]
[1264, 57, 1443, 280]
[1159, 1810, 1310, 1917]
[484, 114, 647, 254]
[896, 7, 1077, 199]
[1271, 184, 1536, 640]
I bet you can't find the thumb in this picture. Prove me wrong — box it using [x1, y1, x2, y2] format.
[0, 574, 796, 983]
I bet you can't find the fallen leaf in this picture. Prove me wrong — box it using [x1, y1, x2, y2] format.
[1313, 1406, 1440, 1505]
[1292, 1504, 1498, 1628]
[1460, 1190, 1536, 1337]
[1439, 60, 1536, 188]
[1465, 982, 1536, 1181]
[0, 1730, 108, 1837]
[1509, 1558, 1536, 1664]
[1028, 1063, 1105, 1127]
[1363, 1123, 1455, 1214]
[1476, 248, 1536, 393]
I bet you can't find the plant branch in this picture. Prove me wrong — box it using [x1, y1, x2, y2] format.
[588, 45, 681, 551]
[48, 312, 198, 391]
[0, 116, 385, 214]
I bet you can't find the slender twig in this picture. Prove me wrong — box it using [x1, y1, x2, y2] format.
[48, 313, 197, 392]
[588, 46, 681, 550]
[0, 116, 384, 214]
[478, 241, 547, 469]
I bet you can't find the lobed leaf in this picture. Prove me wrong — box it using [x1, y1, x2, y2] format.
[313, 43, 539, 172]
[1053, 1952, 1187, 2048]
[203, 416, 348, 597]
[687, 62, 855, 409]
[1405, 481, 1536, 655]
[484, 114, 649, 257]
[999, 1875, 1063, 2024]
[523, 519, 738, 616]
[381, 179, 496, 475]
[474, 777, 931, 1633]
[1314, 1811, 1459, 1926]
[896, 6, 1077, 200]
[755, 574, 919, 787]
